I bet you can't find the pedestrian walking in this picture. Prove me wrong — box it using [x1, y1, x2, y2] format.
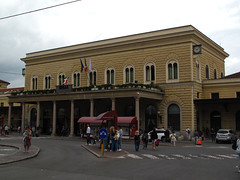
[210, 128, 216, 142]
[150, 128, 158, 150]
[118, 126, 123, 151]
[186, 127, 191, 141]
[23, 128, 32, 152]
[170, 131, 177, 147]
[134, 130, 140, 151]
[142, 130, 148, 149]
[86, 124, 91, 145]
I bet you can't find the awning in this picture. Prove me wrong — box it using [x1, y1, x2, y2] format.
[77, 116, 137, 124]
[118, 117, 137, 124]
[77, 117, 106, 123]
[96, 110, 117, 120]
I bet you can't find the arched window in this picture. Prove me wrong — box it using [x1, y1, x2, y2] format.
[214, 69, 217, 79]
[45, 75, 51, 89]
[58, 73, 65, 85]
[168, 104, 180, 131]
[145, 63, 155, 83]
[32, 76, 38, 90]
[125, 65, 134, 83]
[89, 70, 97, 86]
[206, 65, 209, 79]
[73, 72, 80, 87]
[167, 60, 178, 81]
[106, 67, 114, 84]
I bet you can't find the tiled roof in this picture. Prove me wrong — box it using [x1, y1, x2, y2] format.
[224, 72, 240, 79]
[0, 87, 24, 93]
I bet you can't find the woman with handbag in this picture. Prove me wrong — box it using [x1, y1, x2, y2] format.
[23, 128, 32, 152]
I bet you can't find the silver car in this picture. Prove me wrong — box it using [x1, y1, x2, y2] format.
[216, 129, 237, 143]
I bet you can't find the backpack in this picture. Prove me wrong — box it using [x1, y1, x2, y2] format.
[232, 140, 237, 150]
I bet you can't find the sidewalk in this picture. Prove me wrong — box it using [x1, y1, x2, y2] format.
[0, 142, 40, 165]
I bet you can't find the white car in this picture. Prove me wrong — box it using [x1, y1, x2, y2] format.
[148, 129, 166, 142]
[216, 129, 237, 143]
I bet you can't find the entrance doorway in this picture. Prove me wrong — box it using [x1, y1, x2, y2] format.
[210, 111, 221, 131]
[145, 105, 157, 131]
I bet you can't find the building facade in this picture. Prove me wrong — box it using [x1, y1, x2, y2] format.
[7, 25, 240, 136]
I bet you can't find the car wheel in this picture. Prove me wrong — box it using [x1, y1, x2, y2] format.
[216, 140, 219, 143]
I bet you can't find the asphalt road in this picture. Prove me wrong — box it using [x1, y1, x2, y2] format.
[0, 136, 239, 180]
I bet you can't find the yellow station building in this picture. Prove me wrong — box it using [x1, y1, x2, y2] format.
[6, 25, 240, 136]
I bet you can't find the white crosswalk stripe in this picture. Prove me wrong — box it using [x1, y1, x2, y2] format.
[141, 154, 159, 159]
[200, 154, 223, 160]
[158, 154, 176, 160]
[123, 153, 237, 160]
[127, 154, 143, 159]
[217, 154, 237, 159]
[172, 154, 191, 159]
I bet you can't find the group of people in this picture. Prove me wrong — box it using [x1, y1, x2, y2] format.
[85, 124, 123, 152]
[134, 127, 177, 152]
[0, 125, 9, 136]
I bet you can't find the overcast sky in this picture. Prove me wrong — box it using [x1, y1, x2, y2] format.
[0, 0, 240, 88]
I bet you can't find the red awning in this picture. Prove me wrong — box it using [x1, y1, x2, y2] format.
[118, 117, 137, 124]
[78, 116, 137, 124]
[77, 117, 106, 123]
[96, 110, 117, 120]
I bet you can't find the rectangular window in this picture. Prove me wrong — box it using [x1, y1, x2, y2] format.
[0, 102, 4, 107]
[211, 93, 219, 99]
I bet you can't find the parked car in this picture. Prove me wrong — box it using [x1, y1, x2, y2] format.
[216, 129, 237, 143]
[148, 129, 166, 142]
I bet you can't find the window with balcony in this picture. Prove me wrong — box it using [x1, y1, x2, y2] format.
[32, 76, 38, 90]
[125, 65, 134, 83]
[145, 62, 155, 83]
[45, 75, 51, 89]
[89, 70, 97, 86]
[106, 67, 114, 84]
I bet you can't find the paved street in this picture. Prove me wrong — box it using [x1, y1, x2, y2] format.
[0, 135, 239, 180]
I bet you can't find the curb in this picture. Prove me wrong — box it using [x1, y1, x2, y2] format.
[0, 143, 40, 165]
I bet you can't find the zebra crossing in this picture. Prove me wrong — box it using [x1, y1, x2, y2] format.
[117, 153, 238, 160]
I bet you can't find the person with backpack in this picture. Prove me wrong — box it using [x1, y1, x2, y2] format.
[235, 134, 240, 173]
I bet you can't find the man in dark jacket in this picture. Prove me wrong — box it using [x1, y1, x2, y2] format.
[150, 128, 158, 150]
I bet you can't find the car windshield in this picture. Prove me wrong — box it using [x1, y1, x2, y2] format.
[218, 131, 228, 134]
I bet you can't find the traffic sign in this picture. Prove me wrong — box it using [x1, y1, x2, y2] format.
[99, 128, 108, 139]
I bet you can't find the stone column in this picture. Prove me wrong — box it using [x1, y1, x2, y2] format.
[52, 101, 56, 136]
[21, 103, 25, 133]
[8, 103, 12, 128]
[135, 97, 140, 130]
[111, 98, 115, 110]
[70, 100, 74, 137]
[90, 99, 94, 117]
[36, 102, 40, 128]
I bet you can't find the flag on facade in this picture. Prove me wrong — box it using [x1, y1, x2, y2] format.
[89, 58, 92, 72]
[64, 77, 70, 85]
[80, 59, 84, 72]
[84, 57, 88, 72]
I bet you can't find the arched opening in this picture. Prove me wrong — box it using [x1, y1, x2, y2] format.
[210, 111, 221, 131]
[145, 105, 157, 131]
[30, 108, 37, 127]
[168, 104, 180, 131]
[236, 110, 240, 131]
